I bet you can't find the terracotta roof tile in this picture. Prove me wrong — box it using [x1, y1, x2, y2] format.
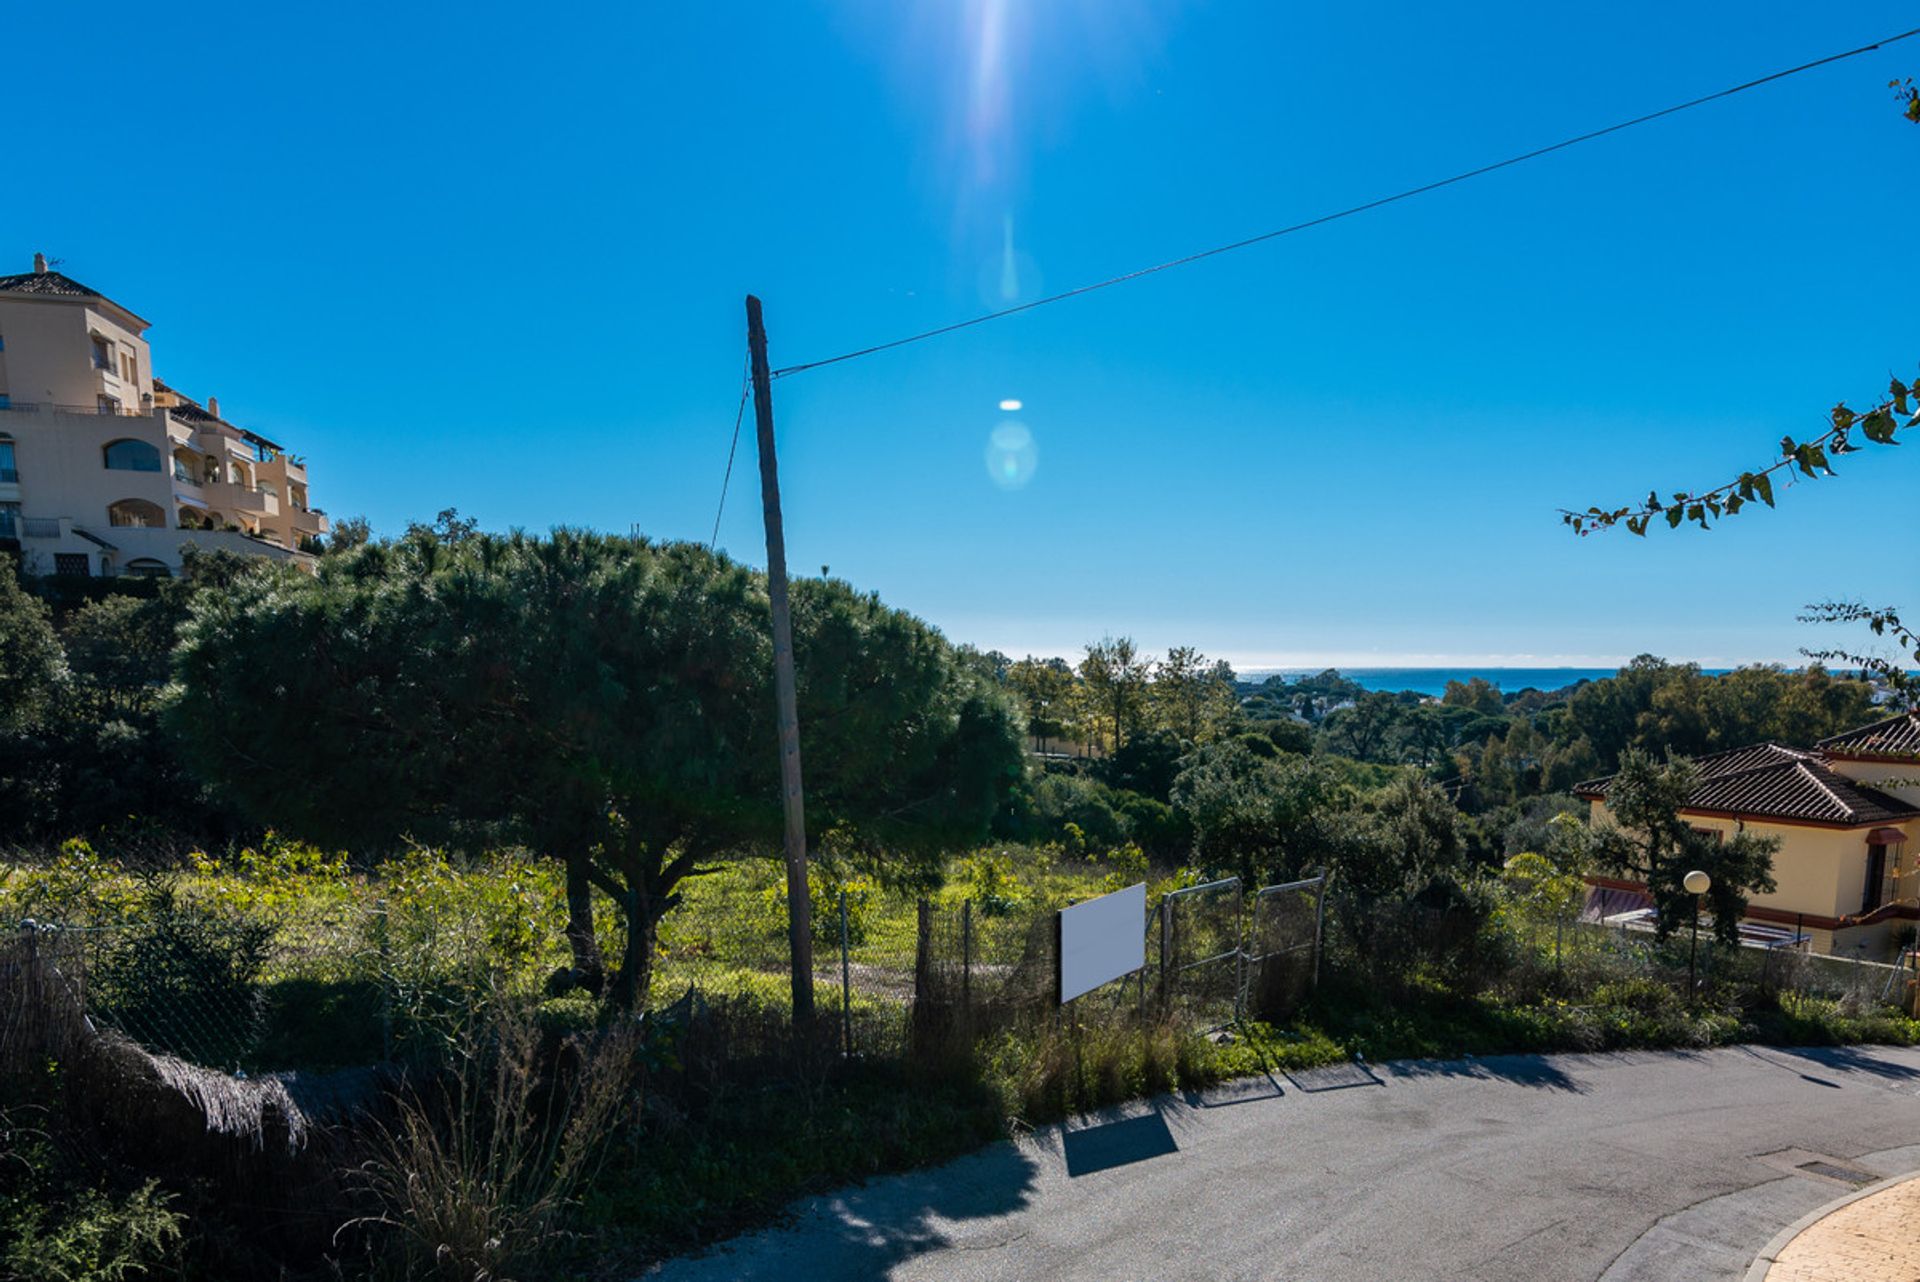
[0, 269, 102, 299]
[1574, 742, 1920, 827]
[1819, 711, 1920, 760]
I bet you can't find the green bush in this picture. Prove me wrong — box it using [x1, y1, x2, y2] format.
[90, 880, 273, 1068]
[0, 1117, 184, 1282]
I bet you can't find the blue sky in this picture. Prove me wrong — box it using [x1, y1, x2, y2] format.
[9, 2, 1919, 669]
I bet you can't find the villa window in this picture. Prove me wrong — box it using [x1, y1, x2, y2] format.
[103, 438, 162, 471]
[97, 394, 122, 415]
[123, 558, 171, 579]
[0, 503, 18, 539]
[121, 352, 137, 384]
[0, 436, 15, 484]
[54, 553, 89, 577]
[107, 498, 165, 528]
[90, 335, 112, 371]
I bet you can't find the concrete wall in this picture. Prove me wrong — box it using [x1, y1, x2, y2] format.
[1826, 757, 1920, 797]
[0, 294, 152, 410]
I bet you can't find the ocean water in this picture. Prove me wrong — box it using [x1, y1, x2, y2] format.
[1246, 667, 1731, 698]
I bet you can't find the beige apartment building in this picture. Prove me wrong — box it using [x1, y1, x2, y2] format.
[0, 253, 327, 578]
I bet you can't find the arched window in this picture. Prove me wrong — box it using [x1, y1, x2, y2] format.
[123, 558, 171, 579]
[102, 439, 162, 472]
[107, 498, 165, 528]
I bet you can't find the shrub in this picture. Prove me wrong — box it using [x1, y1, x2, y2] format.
[353, 996, 638, 1281]
[89, 879, 273, 1067]
[0, 1112, 184, 1282]
[1, 1181, 183, 1282]
[957, 853, 1028, 918]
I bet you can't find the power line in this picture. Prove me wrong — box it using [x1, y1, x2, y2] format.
[710, 353, 751, 550]
[773, 25, 1920, 379]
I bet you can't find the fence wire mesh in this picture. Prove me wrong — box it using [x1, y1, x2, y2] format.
[1160, 877, 1244, 1030]
[1246, 876, 1324, 1021]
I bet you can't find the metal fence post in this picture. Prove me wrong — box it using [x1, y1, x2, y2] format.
[1158, 896, 1171, 1012]
[1311, 870, 1327, 992]
[961, 899, 973, 1022]
[374, 896, 392, 1061]
[1233, 887, 1247, 1023]
[912, 898, 931, 1051]
[839, 890, 852, 1057]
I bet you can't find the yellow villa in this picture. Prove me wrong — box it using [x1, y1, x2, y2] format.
[0, 253, 327, 578]
[1577, 713, 1920, 959]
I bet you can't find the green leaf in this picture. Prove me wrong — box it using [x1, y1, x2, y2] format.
[1831, 404, 1856, 431]
[1754, 474, 1775, 506]
[1863, 407, 1899, 445]
[1666, 506, 1684, 529]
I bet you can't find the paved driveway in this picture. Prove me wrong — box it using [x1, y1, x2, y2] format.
[644, 1044, 1920, 1281]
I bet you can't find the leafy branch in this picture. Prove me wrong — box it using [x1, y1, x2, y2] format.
[1564, 79, 1917, 538]
[1560, 374, 1920, 535]
[1800, 600, 1920, 707]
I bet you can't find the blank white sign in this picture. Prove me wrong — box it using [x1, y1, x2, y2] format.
[1058, 882, 1147, 1004]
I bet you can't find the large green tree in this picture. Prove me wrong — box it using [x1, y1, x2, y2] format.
[1171, 739, 1354, 887]
[1079, 636, 1151, 754]
[1586, 749, 1778, 946]
[167, 530, 1024, 1007]
[0, 559, 62, 736]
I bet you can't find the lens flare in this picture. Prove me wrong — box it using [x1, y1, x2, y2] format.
[998, 398, 1022, 411]
[985, 421, 1037, 490]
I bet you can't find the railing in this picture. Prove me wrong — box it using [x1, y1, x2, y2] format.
[21, 519, 61, 539]
[172, 468, 200, 487]
[0, 468, 17, 483]
[0, 401, 153, 418]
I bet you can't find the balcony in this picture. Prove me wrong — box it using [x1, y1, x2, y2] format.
[230, 487, 279, 517]
[21, 518, 62, 540]
[0, 400, 153, 418]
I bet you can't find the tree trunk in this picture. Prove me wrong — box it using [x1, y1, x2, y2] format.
[610, 884, 659, 1011]
[564, 855, 605, 990]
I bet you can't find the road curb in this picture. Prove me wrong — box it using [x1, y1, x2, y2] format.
[1742, 1169, 1920, 1281]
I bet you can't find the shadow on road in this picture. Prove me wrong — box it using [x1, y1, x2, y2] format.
[1380, 1053, 1586, 1093]
[1765, 1044, 1920, 1086]
[648, 1140, 1041, 1280]
[1062, 1109, 1180, 1177]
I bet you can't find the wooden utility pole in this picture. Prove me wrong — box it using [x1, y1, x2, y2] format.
[746, 295, 814, 1027]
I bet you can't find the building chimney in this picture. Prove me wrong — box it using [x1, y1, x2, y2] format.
[32, 252, 47, 274]
[207, 396, 220, 419]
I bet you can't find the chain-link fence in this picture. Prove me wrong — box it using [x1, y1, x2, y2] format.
[1159, 877, 1244, 1030]
[5, 860, 1337, 1087]
[1245, 875, 1325, 1021]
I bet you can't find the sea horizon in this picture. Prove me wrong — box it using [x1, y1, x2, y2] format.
[1239, 666, 1734, 698]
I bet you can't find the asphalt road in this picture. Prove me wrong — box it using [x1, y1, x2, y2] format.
[644, 1044, 1920, 1281]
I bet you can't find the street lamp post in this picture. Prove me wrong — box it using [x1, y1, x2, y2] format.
[1683, 869, 1712, 999]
